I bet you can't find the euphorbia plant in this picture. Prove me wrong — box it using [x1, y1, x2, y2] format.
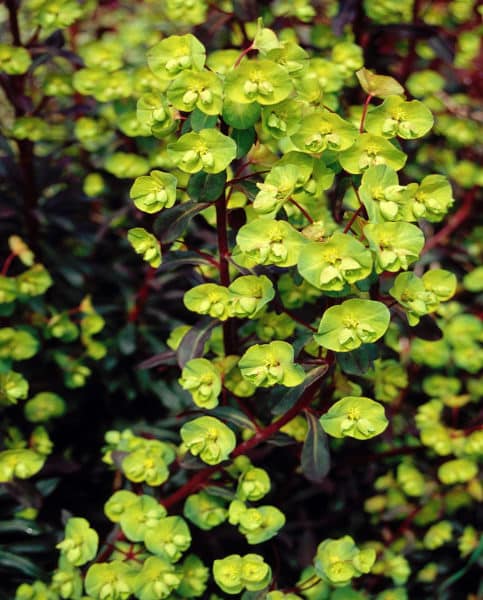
[0, 0, 481, 598]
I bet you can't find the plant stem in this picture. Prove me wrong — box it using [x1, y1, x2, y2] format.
[234, 42, 254, 67]
[343, 204, 364, 234]
[215, 192, 237, 355]
[1, 252, 17, 276]
[6, 0, 21, 46]
[359, 94, 373, 133]
[161, 376, 324, 509]
[289, 198, 314, 224]
[127, 266, 156, 322]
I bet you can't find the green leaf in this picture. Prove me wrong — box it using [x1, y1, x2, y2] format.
[356, 68, 404, 98]
[210, 406, 258, 432]
[301, 411, 330, 483]
[438, 536, 483, 593]
[190, 107, 219, 130]
[222, 99, 261, 129]
[0, 549, 46, 579]
[271, 365, 328, 415]
[232, 127, 256, 159]
[0, 519, 43, 536]
[154, 201, 210, 243]
[338, 344, 378, 376]
[187, 171, 227, 202]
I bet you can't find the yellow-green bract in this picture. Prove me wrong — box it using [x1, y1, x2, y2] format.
[315, 299, 390, 352]
[320, 396, 388, 440]
[181, 416, 236, 465]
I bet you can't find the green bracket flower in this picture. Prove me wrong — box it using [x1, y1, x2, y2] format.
[167, 69, 223, 115]
[129, 170, 177, 214]
[213, 553, 272, 595]
[225, 59, 293, 105]
[365, 95, 434, 139]
[184, 491, 228, 530]
[238, 341, 305, 388]
[236, 218, 306, 267]
[144, 516, 192, 562]
[56, 517, 99, 567]
[314, 535, 376, 586]
[298, 232, 373, 291]
[181, 416, 236, 465]
[291, 110, 357, 153]
[315, 299, 390, 352]
[320, 396, 388, 440]
[184, 283, 232, 321]
[85, 560, 134, 600]
[228, 275, 275, 318]
[168, 128, 236, 174]
[364, 222, 424, 272]
[147, 34, 206, 80]
[127, 228, 162, 268]
[179, 358, 222, 409]
[339, 134, 407, 174]
[133, 556, 181, 600]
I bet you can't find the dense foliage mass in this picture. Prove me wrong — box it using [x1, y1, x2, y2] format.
[0, 1, 481, 599]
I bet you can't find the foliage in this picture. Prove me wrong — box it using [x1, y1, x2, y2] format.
[0, 0, 481, 599]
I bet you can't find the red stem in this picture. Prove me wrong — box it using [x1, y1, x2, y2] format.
[359, 94, 373, 133]
[289, 198, 314, 224]
[234, 43, 254, 67]
[127, 266, 156, 322]
[6, 0, 21, 46]
[1, 252, 17, 276]
[343, 204, 365, 234]
[161, 377, 323, 509]
[215, 192, 238, 355]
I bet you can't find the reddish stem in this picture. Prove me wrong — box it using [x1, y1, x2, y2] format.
[343, 204, 365, 234]
[234, 43, 254, 67]
[5, 0, 21, 46]
[161, 376, 324, 510]
[1, 252, 17, 276]
[127, 266, 156, 322]
[289, 198, 314, 224]
[359, 94, 373, 133]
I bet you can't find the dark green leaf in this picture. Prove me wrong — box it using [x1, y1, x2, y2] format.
[158, 251, 216, 271]
[118, 322, 136, 355]
[203, 485, 236, 500]
[177, 317, 218, 368]
[271, 366, 328, 416]
[438, 536, 483, 593]
[154, 202, 210, 244]
[35, 477, 60, 498]
[231, 127, 256, 159]
[137, 350, 177, 370]
[301, 411, 330, 483]
[0, 549, 46, 578]
[337, 344, 378, 376]
[190, 108, 218, 131]
[0, 520, 43, 536]
[210, 405, 258, 431]
[187, 171, 226, 202]
[222, 99, 261, 129]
